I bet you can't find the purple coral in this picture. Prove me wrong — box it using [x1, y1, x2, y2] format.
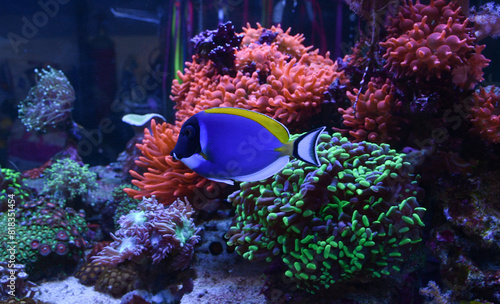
[191, 21, 243, 76]
[92, 196, 201, 271]
[18, 66, 75, 132]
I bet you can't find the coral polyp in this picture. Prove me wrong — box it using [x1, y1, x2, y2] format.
[469, 85, 500, 143]
[18, 66, 75, 132]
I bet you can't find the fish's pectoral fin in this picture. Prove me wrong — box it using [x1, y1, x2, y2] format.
[208, 177, 235, 185]
[292, 126, 326, 166]
[234, 156, 290, 182]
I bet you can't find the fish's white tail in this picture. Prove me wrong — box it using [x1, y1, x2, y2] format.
[293, 126, 326, 166]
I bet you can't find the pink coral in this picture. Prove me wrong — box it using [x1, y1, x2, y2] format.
[469, 85, 500, 143]
[334, 78, 403, 144]
[380, 0, 490, 90]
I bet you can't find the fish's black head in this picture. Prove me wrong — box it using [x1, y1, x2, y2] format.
[171, 116, 201, 160]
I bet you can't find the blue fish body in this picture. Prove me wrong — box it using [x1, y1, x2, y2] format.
[171, 107, 325, 184]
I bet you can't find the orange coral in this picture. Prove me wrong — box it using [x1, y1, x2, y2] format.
[469, 86, 500, 143]
[171, 24, 346, 131]
[123, 120, 217, 205]
[380, 0, 490, 90]
[334, 78, 402, 143]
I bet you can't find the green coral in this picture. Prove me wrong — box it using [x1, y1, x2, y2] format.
[42, 158, 97, 203]
[0, 167, 30, 211]
[0, 196, 87, 277]
[226, 133, 425, 293]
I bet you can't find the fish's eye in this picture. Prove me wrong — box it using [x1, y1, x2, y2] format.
[183, 125, 196, 138]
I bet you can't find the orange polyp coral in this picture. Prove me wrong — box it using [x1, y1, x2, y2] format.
[380, 0, 490, 89]
[334, 79, 402, 144]
[469, 86, 500, 143]
[124, 120, 217, 205]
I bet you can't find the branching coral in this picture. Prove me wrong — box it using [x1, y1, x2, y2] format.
[18, 66, 75, 132]
[226, 132, 424, 293]
[123, 120, 217, 206]
[42, 158, 97, 204]
[380, 0, 490, 90]
[0, 196, 87, 278]
[334, 78, 403, 144]
[92, 196, 201, 271]
[469, 85, 500, 143]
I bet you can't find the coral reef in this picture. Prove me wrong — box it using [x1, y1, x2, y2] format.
[470, 2, 500, 40]
[380, 0, 490, 90]
[226, 132, 424, 293]
[419, 281, 451, 304]
[334, 77, 403, 144]
[18, 66, 75, 132]
[469, 85, 500, 143]
[172, 23, 345, 131]
[42, 158, 98, 204]
[92, 196, 200, 271]
[0, 196, 87, 278]
[123, 120, 218, 206]
[0, 168, 31, 212]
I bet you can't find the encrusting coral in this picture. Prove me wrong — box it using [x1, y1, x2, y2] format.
[226, 132, 424, 293]
[469, 85, 500, 143]
[18, 66, 75, 132]
[380, 0, 490, 90]
[92, 196, 201, 271]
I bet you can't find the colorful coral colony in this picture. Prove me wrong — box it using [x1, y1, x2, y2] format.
[1, 0, 500, 303]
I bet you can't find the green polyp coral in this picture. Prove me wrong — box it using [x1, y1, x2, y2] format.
[226, 132, 425, 293]
[0, 196, 87, 278]
[42, 158, 98, 203]
[0, 167, 30, 211]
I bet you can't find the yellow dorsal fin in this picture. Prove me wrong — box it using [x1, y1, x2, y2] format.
[205, 107, 290, 143]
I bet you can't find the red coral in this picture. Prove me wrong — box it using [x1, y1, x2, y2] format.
[334, 78, 403, 144]
[469, 86, 500, 143]
[123, 120, 217, 206]
[380, 0, 490, 89]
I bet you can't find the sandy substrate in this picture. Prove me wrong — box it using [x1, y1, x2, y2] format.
[34, 219, 268, 304]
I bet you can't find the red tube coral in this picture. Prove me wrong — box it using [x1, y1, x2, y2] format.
[380, 0, 490, 90]
[469, 85, 500, 143]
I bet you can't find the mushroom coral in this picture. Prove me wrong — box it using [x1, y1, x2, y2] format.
[92, 196, 201, 272]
